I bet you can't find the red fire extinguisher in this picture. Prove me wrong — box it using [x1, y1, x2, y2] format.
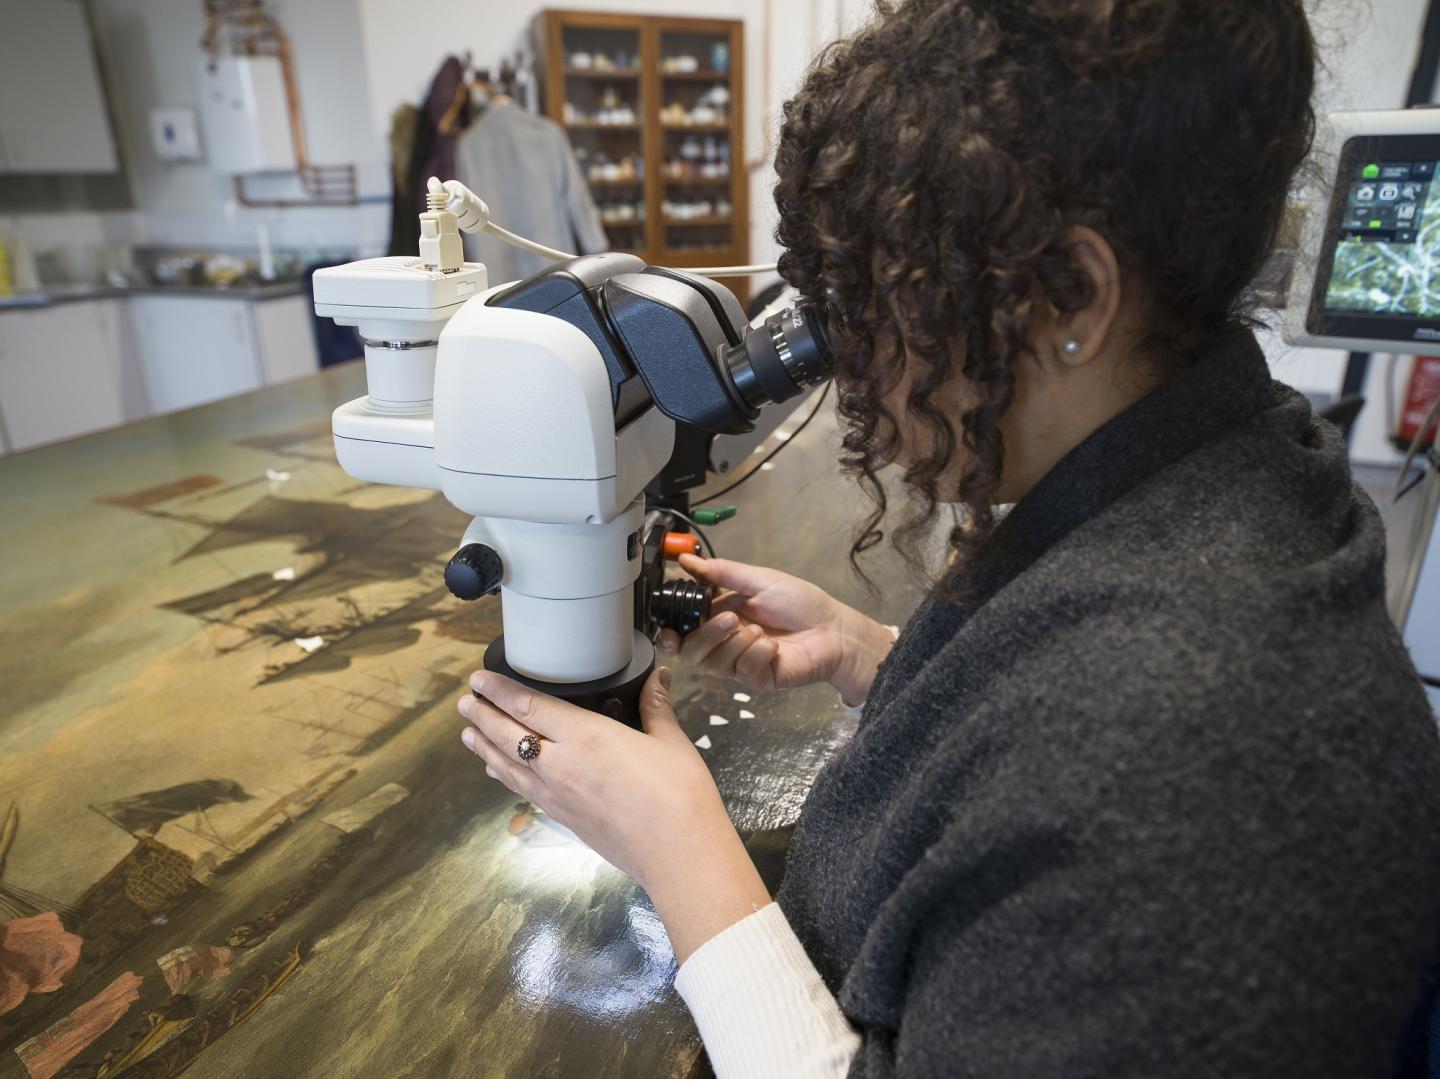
[1397, 356, 1440, 448]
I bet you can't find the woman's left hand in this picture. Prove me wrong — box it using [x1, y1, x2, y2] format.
[457, 665, 771, 960]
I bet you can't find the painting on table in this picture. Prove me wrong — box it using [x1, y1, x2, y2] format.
[0, 366, 920, 1077]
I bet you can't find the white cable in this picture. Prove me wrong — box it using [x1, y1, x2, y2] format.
[485, 221, 578, 263]
[684, 263, 781, 277]
[426, 176, 779, 278]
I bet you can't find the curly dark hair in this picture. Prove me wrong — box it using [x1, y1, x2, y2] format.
[773, 0, 1317, 576]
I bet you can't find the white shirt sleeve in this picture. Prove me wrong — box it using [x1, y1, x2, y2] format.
[841, 625, 901, 717]
[674, 902, 860, 1079]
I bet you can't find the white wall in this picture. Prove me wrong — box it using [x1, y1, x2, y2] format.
[87, 0, 388, 254]
[355, 0, 868, 269]
[10, 0, 864, 276]
[10, 0, 1427, 329]
[1309, 0, 1429, 116]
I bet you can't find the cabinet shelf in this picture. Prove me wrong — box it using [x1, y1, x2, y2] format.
[661, 69, 731, 81]
[566, 121, 641, 131]
[664, 215, 732, 227]
[565, 67, 641, 78]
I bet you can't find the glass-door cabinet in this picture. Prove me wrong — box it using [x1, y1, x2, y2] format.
[538, 10, 748, 301]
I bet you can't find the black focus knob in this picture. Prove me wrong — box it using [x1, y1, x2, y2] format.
[445, 543, 503, 601]
[650, 578, 713, 636]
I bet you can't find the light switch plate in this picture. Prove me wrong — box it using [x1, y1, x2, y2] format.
[149, 107, 203, 162]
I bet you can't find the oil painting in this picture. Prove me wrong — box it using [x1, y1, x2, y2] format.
[0, 366, 919, 1077]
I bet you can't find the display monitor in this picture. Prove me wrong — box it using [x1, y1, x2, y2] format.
[1285, 109, 1440, 353]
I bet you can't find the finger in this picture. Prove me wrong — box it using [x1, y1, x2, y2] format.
[678, 611, 744, 667]
[678, 555, 770, 596]
[638, 667, 684, 742]
[658, 592, 746, 656]
[734, 635, 779, 689]
[461, 695, 543, 768]
[709, 591, 752, 617]
[469, 670, 580, 741]
[700, 623, 765, 680]
[460, 727, 545, 800]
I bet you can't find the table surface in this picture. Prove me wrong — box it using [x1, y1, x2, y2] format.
[0, 364, 922, 1079]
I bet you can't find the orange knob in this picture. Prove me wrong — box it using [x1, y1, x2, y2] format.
[662, 531, 700, 560]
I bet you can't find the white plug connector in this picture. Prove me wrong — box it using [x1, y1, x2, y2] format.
[418, 182, 464, 272]
[429, 175, 491, 233]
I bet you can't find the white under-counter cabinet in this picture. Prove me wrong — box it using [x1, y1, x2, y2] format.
[127, 293, 319, 414]
[252, 294, 323, 385]
[127, 294, 265, 414]
[0, 300, 138, 453]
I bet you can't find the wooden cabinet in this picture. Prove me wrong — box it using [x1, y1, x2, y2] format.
[0, 300, 131, 452]
[0, 0, 119, 174]
[537, 10, 748, 300]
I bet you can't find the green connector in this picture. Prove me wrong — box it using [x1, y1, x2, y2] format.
[693, 506, 737, 525]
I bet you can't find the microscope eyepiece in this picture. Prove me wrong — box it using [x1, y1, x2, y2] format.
[720, 304, 835, 413]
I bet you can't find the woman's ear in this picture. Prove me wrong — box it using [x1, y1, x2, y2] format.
[1046, 226, 1122, 368]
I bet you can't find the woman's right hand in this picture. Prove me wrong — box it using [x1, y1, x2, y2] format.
[656, 553, 895, 705]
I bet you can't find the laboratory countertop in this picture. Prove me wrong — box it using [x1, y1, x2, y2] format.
[0, 367, 922, 1078]
[0, 278, 308, 311]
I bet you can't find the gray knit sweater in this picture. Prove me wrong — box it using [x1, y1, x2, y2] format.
[777, 329, 1440, 1078]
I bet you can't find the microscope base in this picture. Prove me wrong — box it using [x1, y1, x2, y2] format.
[483, 631, 656, 730]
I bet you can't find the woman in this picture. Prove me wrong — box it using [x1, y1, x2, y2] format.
[457, 1, 1440, 1074]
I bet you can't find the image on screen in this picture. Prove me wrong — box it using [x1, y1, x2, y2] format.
[1323, 156, 1440, 318]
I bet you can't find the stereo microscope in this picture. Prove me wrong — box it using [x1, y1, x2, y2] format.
[313, 179, 833, 723]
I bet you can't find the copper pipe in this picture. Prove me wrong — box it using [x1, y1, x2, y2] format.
[203, 0, 356, 207]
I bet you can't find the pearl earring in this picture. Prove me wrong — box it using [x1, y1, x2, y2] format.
[1063, 339, 1082, 356]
